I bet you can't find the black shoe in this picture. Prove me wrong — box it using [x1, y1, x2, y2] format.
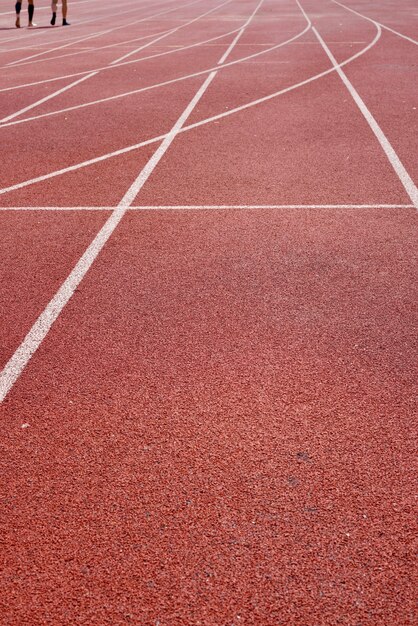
[50, 12, 56, 25]
[62, 18, 70, 25]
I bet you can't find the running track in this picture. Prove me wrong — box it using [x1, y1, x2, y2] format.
[0, 0, 417, 624]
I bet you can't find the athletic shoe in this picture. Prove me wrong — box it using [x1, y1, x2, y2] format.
[51, 12, 56, 25]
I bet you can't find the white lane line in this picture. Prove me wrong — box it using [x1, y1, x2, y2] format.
[0, 27, 382, 197]
[0, 2, 309, 93]
[5, 0, 203, 68]
[0, 204, 413, 210]
[20, 26, 243, 69]
[0, 21, 311, 128]
[0, 73, 97, 124]
[0, 0, 265, 403]
[124, 204, 418, 210]
[0, 0, 185, 55]
[0, 0, 226, 125]
[332, 0, 418, 46]
[0, 76, 213, 403]
[8, 16, 216, 66]
[0, 0, 152, 48]
[5, 28, 115, 67]
[110, 0, 232, 65]
[0, 29, 242, 128]
[312, 25, 418, 208]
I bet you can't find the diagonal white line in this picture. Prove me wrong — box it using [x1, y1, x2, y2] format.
[0, 0, 225, 125]
[0, 24, 381, 197]
[0, 0, 284, 93]
[0, 0, 265, 403]
[5, 0, 203, 68]
[311, 24, 418, 208]
[6, 28, 115, 67]
[0, 0, 163, 49]
[0, 73, 96, 124]
[110, 0, 232, 65]
[0, 21, 311, 128]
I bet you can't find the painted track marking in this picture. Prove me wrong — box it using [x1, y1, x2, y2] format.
[4, 0, 204, 68]
[310, 24, 418, 207]
[0, 0, 231, 125]
[110, 0, 232, 65]
[332, 0, 418, 46]
[0, 3, 310, 93]
[0, 22, 312, 127]
[0, 0, 157, 48]
[0, 0, 265, 403]
[0, 27, 384, 197]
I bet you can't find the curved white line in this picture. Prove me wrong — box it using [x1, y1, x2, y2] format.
[185, 23, 381, 133]
[3, 0, 204, 68]
[5, 27, 123, 68]
[0, 24, 382, 197]
[110, 0, 233, 65]
[0, 0, 162, 52]
[0, 0, 162, 48]
[8, 24, 245, 70]
[332, 0, 418, 46]
[0, 2, 309, 92]
[4, 16, 232, 68]
[0, 0, 233, 125]
[0, 21, 312, 128]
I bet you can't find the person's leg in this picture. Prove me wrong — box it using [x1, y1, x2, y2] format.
[15, 1, 22, 28]
[28, 0, 35, 27]
[62, 0, 69, 26]
[51, 0, 57, 25]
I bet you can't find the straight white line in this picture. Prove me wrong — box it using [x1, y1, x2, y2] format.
[0, 26, 238, 128]
[122, 204, 418, 209]
[0, 26, 380, 197]
[110, 0, 232, 65]
[0, 204, 413, 210]
[0, 76, 214, 403]
[312, 25, 418, 208]
[6, 28, 114, 66]
[331, 0, 418, 46]
[0, 0, 265, 403]
[40, 26, 242, 67]
[0, 0, 227, 125]
[9, 16, 215, 66]
[0, 0, 156, 48]
[0, 0, 303, 93]
[0, 72, 96, 124]
[0, 21, 311, 128]
[5, 0, 203, 68]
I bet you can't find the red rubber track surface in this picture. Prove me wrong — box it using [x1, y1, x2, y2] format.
[0, 0, 417, 624]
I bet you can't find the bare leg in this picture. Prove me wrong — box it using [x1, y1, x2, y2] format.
[51, 0, 57, 25]
[15, 1, 21, 28]
[62, 0, 69, 25]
